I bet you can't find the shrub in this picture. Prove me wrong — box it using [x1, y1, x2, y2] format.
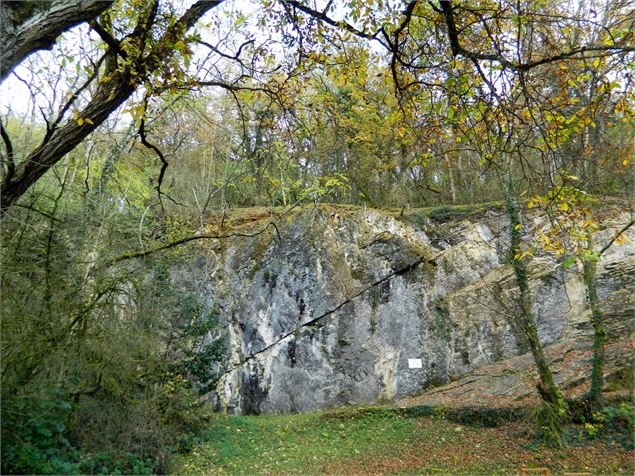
[1, 396, 78, 475]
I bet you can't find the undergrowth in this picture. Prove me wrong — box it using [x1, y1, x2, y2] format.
[176, 404, 634, 475]
[1, 385, 213, 475]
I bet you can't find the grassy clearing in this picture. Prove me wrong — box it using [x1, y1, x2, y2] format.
[174, 405, 633, 475]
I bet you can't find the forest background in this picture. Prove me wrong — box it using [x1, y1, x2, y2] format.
[0, 0, 633, 473]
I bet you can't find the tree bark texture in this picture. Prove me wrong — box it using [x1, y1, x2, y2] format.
[505, 172, 562, 407]
[0, 0, 115, 82]
[583, 252, 606, 410]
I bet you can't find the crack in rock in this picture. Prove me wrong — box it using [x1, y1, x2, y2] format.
[213, 256, 426, 383]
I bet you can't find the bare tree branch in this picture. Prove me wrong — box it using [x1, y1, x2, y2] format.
[89, 19, 127, 60]
[99, 221, 279, 269]
[439, 0, 634, 71]
[0, 121, 15, 182]
[600, 219, 635, 256]
[138, 97, 169, 215]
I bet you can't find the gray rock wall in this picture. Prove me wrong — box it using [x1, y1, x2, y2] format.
[174, 207, 634, 414]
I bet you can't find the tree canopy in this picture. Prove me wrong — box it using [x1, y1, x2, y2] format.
[1, 0, 633, 211]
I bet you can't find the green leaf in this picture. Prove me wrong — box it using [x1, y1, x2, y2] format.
[563, 256, 576, 269]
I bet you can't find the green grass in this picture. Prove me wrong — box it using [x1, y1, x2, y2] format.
[173, 405, 634, 475]
[175, 406, 420, 475]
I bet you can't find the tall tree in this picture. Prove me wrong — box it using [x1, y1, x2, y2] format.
[1, 0, 226, 211]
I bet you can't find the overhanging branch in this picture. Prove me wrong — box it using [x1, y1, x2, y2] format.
[600, 219, 635, 256]
[98, 221, 279, 270]
[0, 0, 115, 82]
[281, 0, 375, 40]
[439, 0, 634, 71]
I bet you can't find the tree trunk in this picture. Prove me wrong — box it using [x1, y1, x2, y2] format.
[445, 153, 457, 203]
[504, 171, 562, 407]
[583, 241, 606, 410]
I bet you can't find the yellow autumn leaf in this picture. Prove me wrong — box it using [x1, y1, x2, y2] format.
[85, 118, 94, 125]
[77, 117, 84, 126]
[623, 159, 630, 166]
[514, 224, 522, 230]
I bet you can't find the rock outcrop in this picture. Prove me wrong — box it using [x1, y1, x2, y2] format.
[173, 205, 634, 414]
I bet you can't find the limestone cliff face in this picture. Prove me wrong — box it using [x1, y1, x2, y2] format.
[173, 206, 634, 415]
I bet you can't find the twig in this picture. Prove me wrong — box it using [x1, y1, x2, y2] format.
[0, 121, 15, 182]
[46, 54, 107, 140]
[599, 218, 635, 256]
[137, 96, 169, 215]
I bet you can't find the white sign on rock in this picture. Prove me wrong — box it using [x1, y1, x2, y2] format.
[408, 358, 423, 369]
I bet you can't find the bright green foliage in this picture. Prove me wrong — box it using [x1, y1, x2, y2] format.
[571, 403, 634, 450]
[1, 397, 79, 475]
